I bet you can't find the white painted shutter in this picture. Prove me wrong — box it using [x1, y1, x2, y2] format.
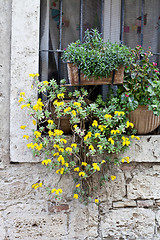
[103, 0, 121, 43]
[40, 0, 50, 81]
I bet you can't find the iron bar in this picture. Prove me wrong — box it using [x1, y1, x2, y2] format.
[100, 0, 104, 36]
[120, 0, 124, 44]
[58, 0, 63, 83]
[80, 0, 83, 42]
[79, 0, 83, 84]
[140, 0, 144, 47]
[39, 49, 64, 52]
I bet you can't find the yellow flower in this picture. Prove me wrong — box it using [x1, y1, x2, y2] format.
[56, 169, 60, 174]
[58, 148, 64, 153]
[135, 136, 140, 140]
[111, 175, 116, 181]
[114, 111, 125, 116]
[79, 172, 85, 177]
[122, 157, 130, 163]
[126, 121, 134, 128]
[71, 110, 76, 116]
[20, 125, 27, 129]
[20, 92, 25, 97]
[98, 125, 106, 131]
[122, 137, 130, 146]
[61, 159, 65, 165]
[29, 73, 39, 78]
[82, 162, 87, 166]
[92, 163, 100, 171]
[53, 129, 64, 136]
[48, 130, 54, 136]
[57, 155, 64, 162]
[95, 199, 99, 203]
[74, 102, 81, 107]
[104, 114, 112, 119]
[33, 98, 44, 111]
[34, 131, 41, 138]
[52, 188, 63, 194]
[64, 107, 71, 113]
[55, 101, 65, 107]
[111, 129, 120, 134]
[92, 120, 98, 127]
[108, 138, 114, 145]
[71, 143, 77, 148]
[18, 97, 25, 103]
[33, 120, 36, 125]
[53, 144, 59, 149]
[76, 184, 81, 188]
[48, 120, 54, 125]
[95, 133, 100, 138]
[97, 145, 102, 150]
[26, 104, 30, 108]
[60, 168, 64, 174]
[23, 135, 29, 140]
[58, 189, 63, 193]
[43, 81, 49, 85]
[66, 147, 72, 152]
[73, 125, 77, 129]
[60, 138, 67, 144]
[21, 105, 27, 109]
[41, 159, 51, 165]
[65, 163, 69, 167]
[51, 188, 56, 193]
[27, 142, 34, 149]
[101, 160, 106, 164]
[53, 152, 59, 157]
[32, 182, 42, 189]
[74, 167, 80, 172]
[57, 93, 64, 99]
[89, 145, 94, 151]
[131, 135, 140, 140]
[74, 194, 78, 199]
[36, 143, 43, 151]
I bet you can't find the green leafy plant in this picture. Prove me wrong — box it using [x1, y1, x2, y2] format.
[118, 45, 160, 115]
[62, 29, 131, 79]
[19, 75, 139, 204]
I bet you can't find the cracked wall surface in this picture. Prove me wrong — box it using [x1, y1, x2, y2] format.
[1, 0, 160, 239]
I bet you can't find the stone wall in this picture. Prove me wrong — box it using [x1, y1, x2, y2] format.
[1, 137, 160, 240]
[1, 0, 160, 239]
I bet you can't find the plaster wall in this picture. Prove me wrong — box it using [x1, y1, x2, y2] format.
[0, 0, 160, 239]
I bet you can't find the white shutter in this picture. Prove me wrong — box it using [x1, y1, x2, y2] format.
[103, 0, 121, 43]
[40, 0, 50, 81]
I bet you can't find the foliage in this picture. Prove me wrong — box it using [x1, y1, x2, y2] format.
[62, 29, 131, 79]
[118, 45, 160, 115]
[19, 75, 139, 204]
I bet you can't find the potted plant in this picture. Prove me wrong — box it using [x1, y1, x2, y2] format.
[118, 45, 160, 134]
[62, 29, 131, 85]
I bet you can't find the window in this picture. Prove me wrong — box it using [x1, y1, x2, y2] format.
[39, 0, 160, 84]
[39, 0, 103, 85]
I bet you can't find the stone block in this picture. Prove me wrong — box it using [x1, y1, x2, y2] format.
[0, 213, 6, 239]
[48, 203, 69, 213]
[100, 208, 155, 239]
[127, 168, 160, 200]
[121, 136, 160, 163]
[113, 200, 137, 208]
[68, 201, 98, 239]
[6, 213, 68, 240]
[137, 200, 154, 208]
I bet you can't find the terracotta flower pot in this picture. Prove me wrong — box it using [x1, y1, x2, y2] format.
[67, 63, 124, 86]
[128, 105, 160, 134]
